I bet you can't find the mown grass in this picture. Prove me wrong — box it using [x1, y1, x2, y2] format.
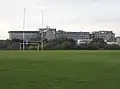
[0, 50, 120, 89]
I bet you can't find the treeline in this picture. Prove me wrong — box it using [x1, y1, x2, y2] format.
[0, 38, 120, 50]
[0, 39, 21, 50]
[43, 38, 120, 50]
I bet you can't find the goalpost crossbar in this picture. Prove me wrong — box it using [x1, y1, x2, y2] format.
[20, 43, 40, 52]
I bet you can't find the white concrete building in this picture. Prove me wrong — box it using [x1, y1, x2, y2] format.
[77, 39, 92, 45]
[116, 37, 120, 45]
[106, 42, 118, 45]
[92, 31, 115, 41]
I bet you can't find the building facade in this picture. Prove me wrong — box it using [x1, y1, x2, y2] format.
[91, 31, 115, 41]
[39, 27, 56, 41]
[8, 28, 116, 43]
[8, 27, 57, 42]
[56, 30, 90, 40]
[8, 31, 40, 41]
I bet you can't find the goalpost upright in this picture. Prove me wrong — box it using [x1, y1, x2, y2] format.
[22, 8, 26, 51]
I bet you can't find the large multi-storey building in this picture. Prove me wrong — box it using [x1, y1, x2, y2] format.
[91, 31, 116, 41]
[8, 31, 40, 41]
[8, 27, 57, 42]
[8, 28, 116, 43]
[56, 30, 90, 40]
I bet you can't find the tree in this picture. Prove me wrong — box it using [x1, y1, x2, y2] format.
[61, 41, 73, 49]
[0, 40, 8, 50]
[90, 38, 106, 49]
[43, 38, 76, 50]
[105, 44, 120, 50]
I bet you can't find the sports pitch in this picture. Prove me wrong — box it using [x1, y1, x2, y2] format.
[0, 50, 120, 89]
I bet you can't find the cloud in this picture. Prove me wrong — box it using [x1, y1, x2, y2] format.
[1, 0, 120, 39]
[94, 14, 120, 23]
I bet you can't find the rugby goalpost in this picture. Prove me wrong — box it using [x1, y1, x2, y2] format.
[20, 43, 40, 52]
[21, 8, 44, 51]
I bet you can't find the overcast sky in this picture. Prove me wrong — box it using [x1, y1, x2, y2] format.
[0, 0, 120, 39]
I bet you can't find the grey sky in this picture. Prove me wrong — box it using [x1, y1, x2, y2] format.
[0, 0, 120, 39]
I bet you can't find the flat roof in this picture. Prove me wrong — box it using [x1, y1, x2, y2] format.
[8, 31, 39, 33]
[66, 32, 89, 33]
[39, 28, 56, 29]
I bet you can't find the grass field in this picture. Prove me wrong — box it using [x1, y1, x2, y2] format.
[0, 50, 120, 89]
